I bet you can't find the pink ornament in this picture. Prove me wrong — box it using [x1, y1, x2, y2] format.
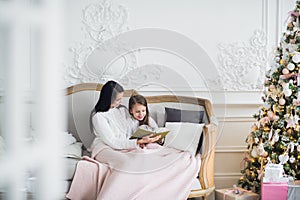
[286, 117, 296, 128]
[267, 111, 273, 117]
[269, 85, 275, 90]
[293, 99, 300, 106]
[282, 68, 289, 75]
[267, 111, 279, 121]
[259, 117, 270, 125]
[273, 115, 279, 121]
[279, 98, 286, 105]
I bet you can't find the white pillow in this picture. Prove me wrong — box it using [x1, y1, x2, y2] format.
[63, 142, 83, 159]
[164, 122, 204, 155]
[191, 178, 202, 190]
[62, 131, 77, 147]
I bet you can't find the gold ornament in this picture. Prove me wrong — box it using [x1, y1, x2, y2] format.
[273, 105, 280, 113]
[252, 124, 258, 132]
[246, 169, 250, 175]
[295, 124, 299, 131]
[263, 110, 267, 115]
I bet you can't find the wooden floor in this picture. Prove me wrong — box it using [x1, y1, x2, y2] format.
[0, 192, 214, 200]
[187, 192, 215, 200]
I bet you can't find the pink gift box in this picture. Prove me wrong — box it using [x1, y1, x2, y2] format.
[262, 182, 288, 200]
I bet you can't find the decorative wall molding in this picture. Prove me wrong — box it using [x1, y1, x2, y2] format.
[120, 64, 163, 87]
[64, 1, 270, 93]
[82, 0, 129, 43]
[214, 29, 267, 91]
[215, 172, 242, 177]
[209, 0, 269, 92]
[63, 0, 137, 86]
[215, 146, 248, 153]
[217, 116, 256, 123]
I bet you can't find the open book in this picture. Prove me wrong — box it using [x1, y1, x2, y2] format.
[130, 125, 170, 141]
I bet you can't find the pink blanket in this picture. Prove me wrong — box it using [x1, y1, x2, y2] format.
[66, 144, 201, 200]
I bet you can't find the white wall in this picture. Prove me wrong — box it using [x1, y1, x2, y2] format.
[0, 0, 290, 191]
[61, 0, 296, 189]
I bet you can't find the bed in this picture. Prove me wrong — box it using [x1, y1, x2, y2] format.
[64, 82, 217, 200]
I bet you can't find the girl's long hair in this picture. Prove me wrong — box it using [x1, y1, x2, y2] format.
[128, 95, 149, 126]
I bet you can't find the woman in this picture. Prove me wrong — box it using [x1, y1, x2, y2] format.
[89, 80, 161, 158]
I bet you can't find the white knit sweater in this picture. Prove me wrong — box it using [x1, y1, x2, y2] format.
[91, 106, 139, 150]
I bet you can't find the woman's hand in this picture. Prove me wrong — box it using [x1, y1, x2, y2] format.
[137, 134, 161, 148]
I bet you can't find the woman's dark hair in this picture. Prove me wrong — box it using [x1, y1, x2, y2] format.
[128, 95, 149, 126]
[94, 80, 124, 113]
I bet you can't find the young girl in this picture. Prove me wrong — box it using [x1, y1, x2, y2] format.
[128, 95, 164, 146]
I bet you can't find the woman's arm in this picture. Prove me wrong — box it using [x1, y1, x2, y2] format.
[92, 113, 138, 149]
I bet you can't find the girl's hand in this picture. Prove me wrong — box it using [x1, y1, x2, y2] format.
[137, 134, 161, 146]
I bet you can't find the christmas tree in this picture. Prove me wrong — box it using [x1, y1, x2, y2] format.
[239, 1, 300, 193]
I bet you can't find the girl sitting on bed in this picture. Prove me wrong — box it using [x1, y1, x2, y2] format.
[128, 94, 164, 147]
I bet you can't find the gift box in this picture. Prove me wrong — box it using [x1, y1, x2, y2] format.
[261, 182, 288, 200]
[288, 181, 300, 200]
[263, 164, 286, 183]
[215, 187, 259, 200]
